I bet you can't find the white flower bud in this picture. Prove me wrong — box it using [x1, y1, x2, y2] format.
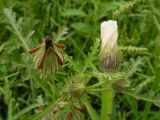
[100, 20, 121, 72]
[100, 20, 118, 52]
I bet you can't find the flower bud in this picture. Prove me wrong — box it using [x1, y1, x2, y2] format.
[69, 81, 85, 98]
[99, 20, 121, 72]
[112, 79, 130, 92]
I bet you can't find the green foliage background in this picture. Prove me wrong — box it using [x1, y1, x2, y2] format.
[0, 0, 160, 120]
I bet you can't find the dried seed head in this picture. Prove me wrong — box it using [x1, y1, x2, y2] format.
[52, 102, 85, 120]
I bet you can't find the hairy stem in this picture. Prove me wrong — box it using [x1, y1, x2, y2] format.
[101, 83, 114, 120]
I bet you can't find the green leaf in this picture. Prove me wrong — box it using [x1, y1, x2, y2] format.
[122, 90, 160, 103]
[53, 27, 68, 42]
[3, 8, 29, 52]
[62, 9, 87, 17]
[13, 104, 41, 120]
[97, 2, 119, 19]
[71, 23, 93, 33]
[28, 102, 57, 120]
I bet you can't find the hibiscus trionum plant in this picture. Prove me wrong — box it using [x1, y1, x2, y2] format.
[4, 8, 158, 120]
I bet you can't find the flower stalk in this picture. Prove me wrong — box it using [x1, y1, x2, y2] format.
[101, 82, 114, 120]
[99, 20, 120, 120]
[81, 97, 99, 120]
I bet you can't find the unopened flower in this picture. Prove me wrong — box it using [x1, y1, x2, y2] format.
[69, 75, 86, 98]
[69, 81, 85, 98]
[112, 79, 130, 92]
[99, 20, 121, 72]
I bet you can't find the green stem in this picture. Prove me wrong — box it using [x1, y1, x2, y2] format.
[7, 99, 13, 120]
[101, 83, 114, 120]
[87, 88, 110, 92]
[81, 97, 99, 120]
[86, 81, 105, 89]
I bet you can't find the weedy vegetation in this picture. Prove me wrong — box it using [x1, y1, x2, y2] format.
[0, 0, 160, 120]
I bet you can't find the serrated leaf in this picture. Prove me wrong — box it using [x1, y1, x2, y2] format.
[26, 30, 35, 41]
[136, 76, 155, 93]
[122, 90, 160, 103]
[53, 27, 68, 42]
